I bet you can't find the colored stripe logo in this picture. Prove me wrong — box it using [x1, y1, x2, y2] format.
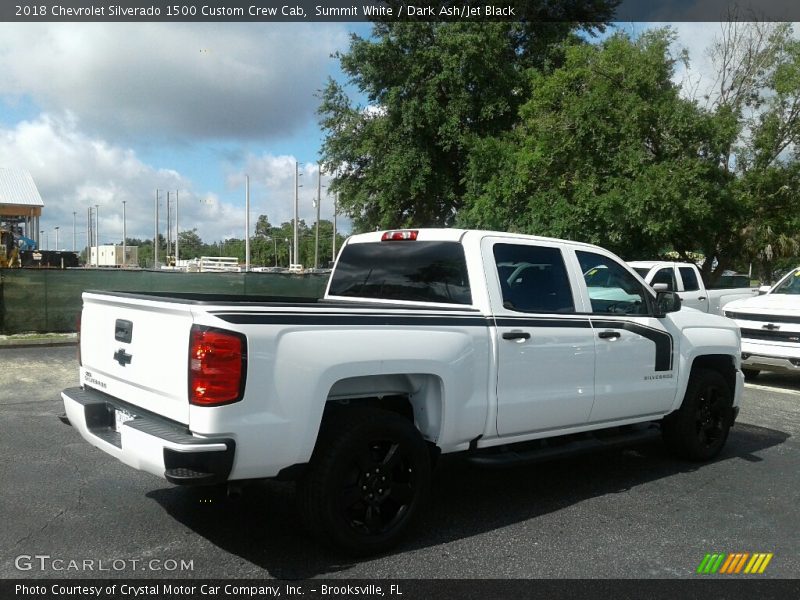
[697, 553, 773, 574]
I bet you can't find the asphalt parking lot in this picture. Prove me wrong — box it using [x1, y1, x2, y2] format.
[1, 346, 798, 580]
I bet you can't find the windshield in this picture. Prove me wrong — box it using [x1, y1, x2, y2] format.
[771, 269, 800, 294]
[633, 267, 650, 279]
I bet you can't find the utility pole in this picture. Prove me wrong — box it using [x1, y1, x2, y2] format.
[245, 175, 250, 272]
[332, 192, 338, 262]
[154, 189, 159, 268]
[315, 162, 321, 269]
[167, 191, 171, 264]
[95, 204, 99, 268]
[122, 200, 127, 268]
[87, 207, 92, 265]
[175, 190, 179, 266]
[293, 162, 301, 266]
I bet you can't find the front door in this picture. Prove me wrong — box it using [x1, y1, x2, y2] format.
[575, 250, 679, 424]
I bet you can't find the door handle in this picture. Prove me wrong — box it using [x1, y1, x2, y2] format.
[698, 296, 707, 301]
[598, 330, 621, 340]
[502, 331, 531, 341]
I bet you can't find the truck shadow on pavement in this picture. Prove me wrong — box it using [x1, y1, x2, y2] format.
[146, 421, 789, 579]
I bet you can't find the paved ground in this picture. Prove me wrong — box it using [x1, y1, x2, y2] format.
[1, 346, 798, 580]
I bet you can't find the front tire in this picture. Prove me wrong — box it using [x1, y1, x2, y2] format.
[298, 407, 431, 555]
[662, 368, 733, 461]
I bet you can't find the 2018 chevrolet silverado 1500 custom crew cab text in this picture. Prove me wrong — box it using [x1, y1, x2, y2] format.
[628, 261, 758, 315]
[63, 229, 743, 554]
[724, 266, 800, 379]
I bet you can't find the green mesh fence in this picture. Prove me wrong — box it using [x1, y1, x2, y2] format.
[0, 269, 329, 335]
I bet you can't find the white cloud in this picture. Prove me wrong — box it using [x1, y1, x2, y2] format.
[0, 23, 348, 142]
[226, 153, 341, 230]
[0, 113, 249, 247]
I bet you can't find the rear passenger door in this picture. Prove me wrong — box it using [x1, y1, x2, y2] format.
[676, 266, 709, 312]
[486, 239, 596, 437]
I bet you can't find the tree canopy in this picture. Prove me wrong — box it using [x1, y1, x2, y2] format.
[320, 21, 800, 282]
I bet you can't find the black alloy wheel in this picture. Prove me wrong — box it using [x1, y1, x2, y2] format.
[299, 407, 431, 555]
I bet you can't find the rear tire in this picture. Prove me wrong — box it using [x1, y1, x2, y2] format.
[298, 407, 431, 555]
[662, 368, 733, 461]
[742, 368, 760, 381]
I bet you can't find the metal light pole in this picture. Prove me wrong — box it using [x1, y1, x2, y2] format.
[72, 211, 76, 252]
[122, 200, 127, 268]
[293, 162, 301, 266]
[245, 175, 250, 272]
[154, 189, 160, 268]
[272, 237, 277, 267]
[315, 163, 322, 269]
[167, 191, 171, 264]
[54, 226, 59, 251]
[332, 192, 338, 262]
[40, 230, 45, 250]
[86, 208, 92, 265]
[175, 190, 179, 266]
[95, 204, 100, 268]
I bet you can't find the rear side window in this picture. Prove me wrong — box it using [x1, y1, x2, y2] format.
[329, 241, 472, 305]
[679, 267, 700, 291]
[493, 244, 575, 313]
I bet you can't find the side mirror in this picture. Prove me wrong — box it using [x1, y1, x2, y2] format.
[758, 285, 771, 295]
[652, 283, 668, 292]
[655, 290, 681, 317]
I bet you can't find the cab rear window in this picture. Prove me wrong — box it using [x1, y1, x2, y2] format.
[329, 241, 472, 305]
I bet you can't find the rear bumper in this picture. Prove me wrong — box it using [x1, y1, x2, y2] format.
[62, 386, 235, 485]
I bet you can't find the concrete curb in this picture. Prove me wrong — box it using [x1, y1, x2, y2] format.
[0, 334, 78, 349]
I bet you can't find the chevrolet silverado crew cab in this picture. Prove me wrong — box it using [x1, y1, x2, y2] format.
[627, 261, 758, 315]
[63, 229, 743, 554]
[724, 266, 800, 379]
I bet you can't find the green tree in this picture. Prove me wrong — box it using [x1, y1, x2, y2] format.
[460, 31, 731, 260]
[319, 13, 614, 231]
[177, 229, 204, 259]
[705, 22, 800, 282]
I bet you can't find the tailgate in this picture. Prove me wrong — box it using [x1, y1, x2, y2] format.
[79, 291, 194, 424]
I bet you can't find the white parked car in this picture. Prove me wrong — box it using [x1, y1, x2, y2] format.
[724, 266, 800, 379]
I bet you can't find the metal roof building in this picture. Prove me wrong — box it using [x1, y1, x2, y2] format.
[0, 168, 44, 246]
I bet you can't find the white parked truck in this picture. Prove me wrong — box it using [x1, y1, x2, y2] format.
[63, 229, 744, 554]
[724, 266, 800, 379]
[628, 261, 758, 315]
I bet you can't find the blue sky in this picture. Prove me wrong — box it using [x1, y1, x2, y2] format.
[0, 21, 735, 249]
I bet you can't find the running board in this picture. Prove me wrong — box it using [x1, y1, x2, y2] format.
[467, 424, 661, 468]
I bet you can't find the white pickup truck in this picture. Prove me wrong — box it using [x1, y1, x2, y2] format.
[724, 266, 800, 379]
[63, 229, 743, 554]
[628, 261, 758, 314]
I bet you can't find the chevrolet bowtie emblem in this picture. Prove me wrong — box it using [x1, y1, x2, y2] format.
[762, 323, 780, 331]
[113, 348, 132, 366]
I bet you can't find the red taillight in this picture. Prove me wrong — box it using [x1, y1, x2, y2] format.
[189, 326, 246, 406]
[381, 230, 418, 241]
[76, 311, 82, 367]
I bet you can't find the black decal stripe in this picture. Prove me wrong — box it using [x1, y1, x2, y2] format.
[592, 319, 674, 372]
[213, 313, 490, 327]
[494, 317, 591, 329]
